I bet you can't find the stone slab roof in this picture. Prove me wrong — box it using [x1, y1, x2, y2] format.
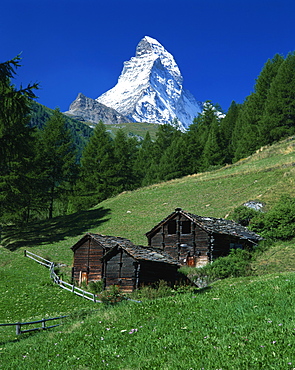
[146, 208, 263, 242]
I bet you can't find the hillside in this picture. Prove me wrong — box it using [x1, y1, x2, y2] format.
[2, 135, 295, 257]
[1, 135, 295, 368]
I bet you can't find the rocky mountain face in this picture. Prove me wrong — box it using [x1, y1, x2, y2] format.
[97, 36, 202, 129]
[66, 36, 203, 129]
[65, 93, 129, 125]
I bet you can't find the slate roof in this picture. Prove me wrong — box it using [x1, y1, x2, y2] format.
[102, 244, 180, 266]
[71, 233, 135, 252]
[146, 208, 263, 242]
[71, 233, 180, 265]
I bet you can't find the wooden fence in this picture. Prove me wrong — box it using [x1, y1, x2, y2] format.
[0, 316, 67, 335]
[24, 250, 101, 303]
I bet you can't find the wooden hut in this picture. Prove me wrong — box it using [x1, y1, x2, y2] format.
[71, 233, 135, 285]
[102, 244, 181, 292]
[145, 208, 263, 268]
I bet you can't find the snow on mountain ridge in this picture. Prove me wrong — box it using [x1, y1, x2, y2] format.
[96, 36, 202, 129]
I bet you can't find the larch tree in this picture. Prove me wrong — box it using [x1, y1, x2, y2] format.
[260, 52, 295, 144]
[0, 55, 39, 223]
[36, 108, 77, 218]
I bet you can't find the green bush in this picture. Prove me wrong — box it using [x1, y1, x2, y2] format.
[98, 285, 126, 305]
[231, 205, 261, 226]
[250, 195, 295, 240]
[131, 280, 175, 300]
[180, 249, 253, 287]
[88, 280, 103, 294]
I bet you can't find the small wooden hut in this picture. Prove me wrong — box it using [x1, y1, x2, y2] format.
[71, 233, 135, 285]
[102, 244, 181, 292]
[145, 208, 263, 267]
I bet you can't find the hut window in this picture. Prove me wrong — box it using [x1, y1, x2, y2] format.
[167, 220, 177, 234]
[230, 243, 243, 249]
[181, 221, 191, 234]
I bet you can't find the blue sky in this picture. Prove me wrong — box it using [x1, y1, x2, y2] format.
[2, 0, 295, 113]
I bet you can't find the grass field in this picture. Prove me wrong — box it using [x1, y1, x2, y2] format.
[1, 136, 295, 369]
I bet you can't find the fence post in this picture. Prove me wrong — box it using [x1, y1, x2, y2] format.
[42, 319, 46, 330]
[16, 323, 21, 335]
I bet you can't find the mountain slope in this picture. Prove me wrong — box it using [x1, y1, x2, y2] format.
[65, 93, 130, 125]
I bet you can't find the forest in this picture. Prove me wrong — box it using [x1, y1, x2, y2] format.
[1, 52, 295, 224]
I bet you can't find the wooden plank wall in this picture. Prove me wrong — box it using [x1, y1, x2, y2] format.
[72, 242, 89, 281]
[139, 261, 178, 287]
[104, 250, 137, 292]
[148, 214, 211, 267]
[72, 237, 107, 283]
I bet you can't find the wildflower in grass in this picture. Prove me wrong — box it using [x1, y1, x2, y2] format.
[101, 337, 104, 340]
[129, 328, 138, 334]
[272, 341, 276, 344]
[278, 323, 282, 326]
[120, 329, 127, 332]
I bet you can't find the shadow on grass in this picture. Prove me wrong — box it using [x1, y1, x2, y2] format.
[2, 207, 111, 251]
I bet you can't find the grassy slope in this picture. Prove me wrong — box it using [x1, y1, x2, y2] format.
[1, 136, 295, 368]
[104, 121, 160, 140]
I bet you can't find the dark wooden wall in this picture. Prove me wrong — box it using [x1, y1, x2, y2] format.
[138, 261, 178, 288]
[103, 249, 137, 292]
[148, 214, 210, 267]
[72, 237, 107, 284]
[103, 249, 179, 292]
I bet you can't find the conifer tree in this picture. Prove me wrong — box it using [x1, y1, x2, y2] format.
[0, 55, 38, 223]
[233, 54, 284, 161]
[219, 101, 241, 163]
[201, 117, 223, 169]
[74, 121, 115, 210]
[112, 129, 139, 192]
[157, 134, 188, 181]
[133, 131, 155, 186]
[261, 52, 295, 144]
[36, 108, 77, 218]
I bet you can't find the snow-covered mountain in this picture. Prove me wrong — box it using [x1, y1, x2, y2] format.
[96, 36, 203, 129]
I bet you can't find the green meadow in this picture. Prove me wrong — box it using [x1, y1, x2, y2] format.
[1, 137, 295, 369]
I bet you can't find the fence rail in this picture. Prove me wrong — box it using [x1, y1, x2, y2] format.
[0, 316, 67, 335]
[24, 250, 101, 303]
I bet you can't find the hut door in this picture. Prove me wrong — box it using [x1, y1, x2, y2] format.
[186, 256, 195, 266]
[79, 271, 88, 285]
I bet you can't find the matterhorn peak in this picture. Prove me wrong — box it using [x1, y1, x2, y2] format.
[96, 36, 203, 129]
[68, 36, 203, 129]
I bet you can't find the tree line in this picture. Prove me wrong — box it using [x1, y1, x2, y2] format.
[1, 52, 295, 224]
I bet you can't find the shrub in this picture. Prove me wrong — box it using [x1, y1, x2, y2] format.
[99, 285, 126, 305]
[131, 280, 175, 300]
[231, 205, 261, 226]
[179, 249, 253, 287]
[250, 195, 295, 240]
[88, 280, 103, 294]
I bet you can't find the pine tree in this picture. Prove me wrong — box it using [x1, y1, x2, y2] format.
[233, 54, 284, 161]
[219, 101, 241, 163]
[112, 129, 139, 192]
[201, 117, 223, 169]
[261, 52, 295, 144]
[36, 108, 77, 218]
[0, 55, 39, 223]
[133, 131, 154, 186]
[157, 134, 188, 181]
[74, 121, 115, 210]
